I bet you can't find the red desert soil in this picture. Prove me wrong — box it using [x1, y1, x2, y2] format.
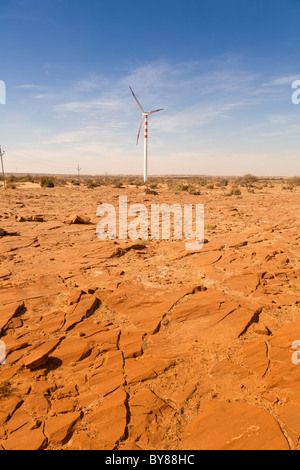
[0, 182, 299, 450]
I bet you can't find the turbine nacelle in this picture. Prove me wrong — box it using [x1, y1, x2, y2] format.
[143, 110, 163, 116]
[129, 86, 163, 144]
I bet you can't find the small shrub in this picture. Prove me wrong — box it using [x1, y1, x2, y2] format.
[229, 187, 241, 196]
[167, 181, 200, 194]
[176, 183, 189, 191]
[238, 174, 259, 188]
[111, 179, 124, 188]
[219, 178, 228, 186]
[288, 176, 300, 186]
[0, 382, 12, 399]
[145, 187, 158, 195]
[25, 174, 34, 183]
[40, 176, 55, 188]
[197, 178, 207, 187]
[133, 178, 144, 187]
[167, 181, 186, 191]
[55, 178, 67, 187]
[205, 224, 217, 230]
[86, 180, 99, 189]
[187, 185, 200, 195]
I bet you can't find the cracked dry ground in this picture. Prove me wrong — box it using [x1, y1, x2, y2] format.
[0, 183, 299, 450]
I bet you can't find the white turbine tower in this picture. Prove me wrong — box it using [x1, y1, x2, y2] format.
[130, 86, 163, 183]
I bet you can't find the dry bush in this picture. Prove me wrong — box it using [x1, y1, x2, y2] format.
[187, 185, 200, 195]
[148, 179, 161, 189]
[219, 178, 229, 186]
[282, 184, 295, 191]
[40, 176, 55, 188]
[111, 178, 124, 188]
[18, 174, 35, 183]
[237, 174, 259, 188]
[148, 182, 158, 189]
[205, 223, 217, 230]
[55, 178, 67, 187]
[126, 177, 143, 187]
[229, 186, 241, 196]
[7, 174, 35, 183]
[7, 175, 16, 183]
[25, 174, 34, 183]
[0, 382, 12, 399]
[167, 180, 200, 195]
[123, 177, 144, 187]
[85, 179, 100, 189]
[193, 177, 207, 187]
[288, 176, 300, 186]
[167, 180, 187, 191]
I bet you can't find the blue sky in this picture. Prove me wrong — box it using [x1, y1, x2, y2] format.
[0, 0, 300, 176]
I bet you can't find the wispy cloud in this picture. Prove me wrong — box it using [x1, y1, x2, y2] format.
[16, 84, 44, 90]
[54, 98, 124, 114]
[50, 58, 261, 130]
[267, 75, 300, 86]
[5, 57, 300, 176]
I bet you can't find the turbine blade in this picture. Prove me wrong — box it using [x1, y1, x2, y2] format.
[129, 86, 144, 113]
[149, 108, 163, 115]
[136, 115, 144, 145]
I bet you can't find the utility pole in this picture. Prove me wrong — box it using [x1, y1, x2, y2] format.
[0, 146, 6, 190]
[77, 165, 81, 184]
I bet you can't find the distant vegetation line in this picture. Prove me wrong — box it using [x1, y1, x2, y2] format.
[3, 173, 296, 179]
[1, 173, 300, 193]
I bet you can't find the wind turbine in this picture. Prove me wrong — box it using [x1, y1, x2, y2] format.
[129, 86, 163, 183]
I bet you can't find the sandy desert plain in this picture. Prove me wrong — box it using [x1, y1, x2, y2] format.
[0, 174, 299, 451]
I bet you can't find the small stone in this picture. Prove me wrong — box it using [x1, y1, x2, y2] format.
[252, 323, 272, 336]
[24, 339, 62, 370]
[64, 214, 91, 225]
